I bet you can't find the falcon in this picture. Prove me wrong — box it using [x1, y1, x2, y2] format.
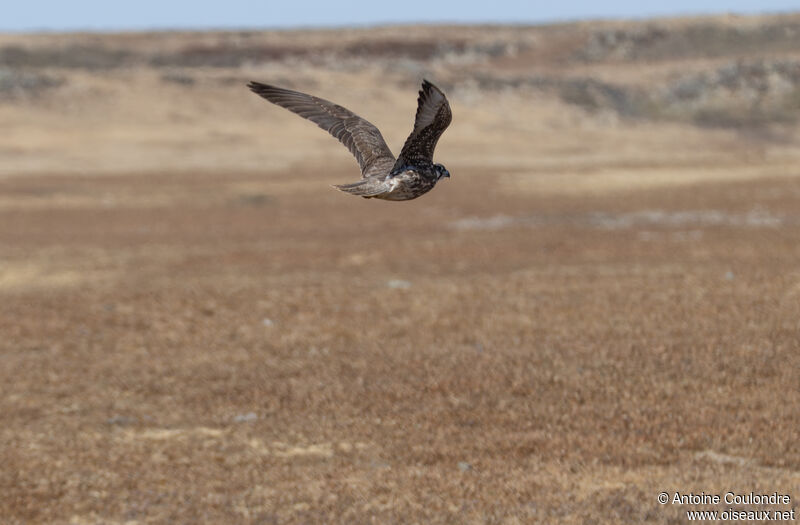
[247, 79, 452, 201]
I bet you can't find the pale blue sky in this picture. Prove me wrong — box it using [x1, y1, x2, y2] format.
[3, 0, 798, 32]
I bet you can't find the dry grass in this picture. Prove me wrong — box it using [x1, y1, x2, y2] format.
[2, 165, 799, 523]
[2, 17, 800, 524]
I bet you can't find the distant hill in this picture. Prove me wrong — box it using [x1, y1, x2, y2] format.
[2, 14, 800, 131]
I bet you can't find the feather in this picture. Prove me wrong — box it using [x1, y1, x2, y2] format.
[248, 82, 396, 178]
[395, 80, 452, 167]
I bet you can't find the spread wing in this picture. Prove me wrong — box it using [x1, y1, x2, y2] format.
[396, 80, 452, 167]
[248, 82, 396, 178]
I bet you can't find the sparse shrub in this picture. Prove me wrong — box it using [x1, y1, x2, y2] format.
[0, 44, 132, 70]
[577, 21, 800, 62]
[0, 68, 64, 99]
[160, 72, 196, 86]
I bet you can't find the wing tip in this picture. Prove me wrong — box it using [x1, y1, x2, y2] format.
[419, 78, 445, 99]
[247, 80, 270, 94]
[249, 81, 290, 98]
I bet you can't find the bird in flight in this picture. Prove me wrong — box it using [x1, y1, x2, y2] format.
[247, 79, 452, 201]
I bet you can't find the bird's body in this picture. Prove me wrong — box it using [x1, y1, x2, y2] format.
[335, 165, 440, 201]
[247, 80, 452, 201]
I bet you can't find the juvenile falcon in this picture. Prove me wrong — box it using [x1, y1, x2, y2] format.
[247, 79, 452, 201]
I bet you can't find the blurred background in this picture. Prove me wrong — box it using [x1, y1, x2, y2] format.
[2, 2, 799, 524]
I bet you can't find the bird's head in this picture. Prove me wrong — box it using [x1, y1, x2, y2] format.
[434, 163, 450, 181]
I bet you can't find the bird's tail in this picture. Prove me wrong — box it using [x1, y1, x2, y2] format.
[332, 180, 389, 198]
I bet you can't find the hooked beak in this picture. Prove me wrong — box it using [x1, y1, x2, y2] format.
[443, 169, 450, 179]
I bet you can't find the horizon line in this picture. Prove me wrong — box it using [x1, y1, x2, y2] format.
[2, 9, 798, 35]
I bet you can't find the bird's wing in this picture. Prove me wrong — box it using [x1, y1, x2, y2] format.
[395, 80, 452, 167]
[248, 82, 396, 178]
